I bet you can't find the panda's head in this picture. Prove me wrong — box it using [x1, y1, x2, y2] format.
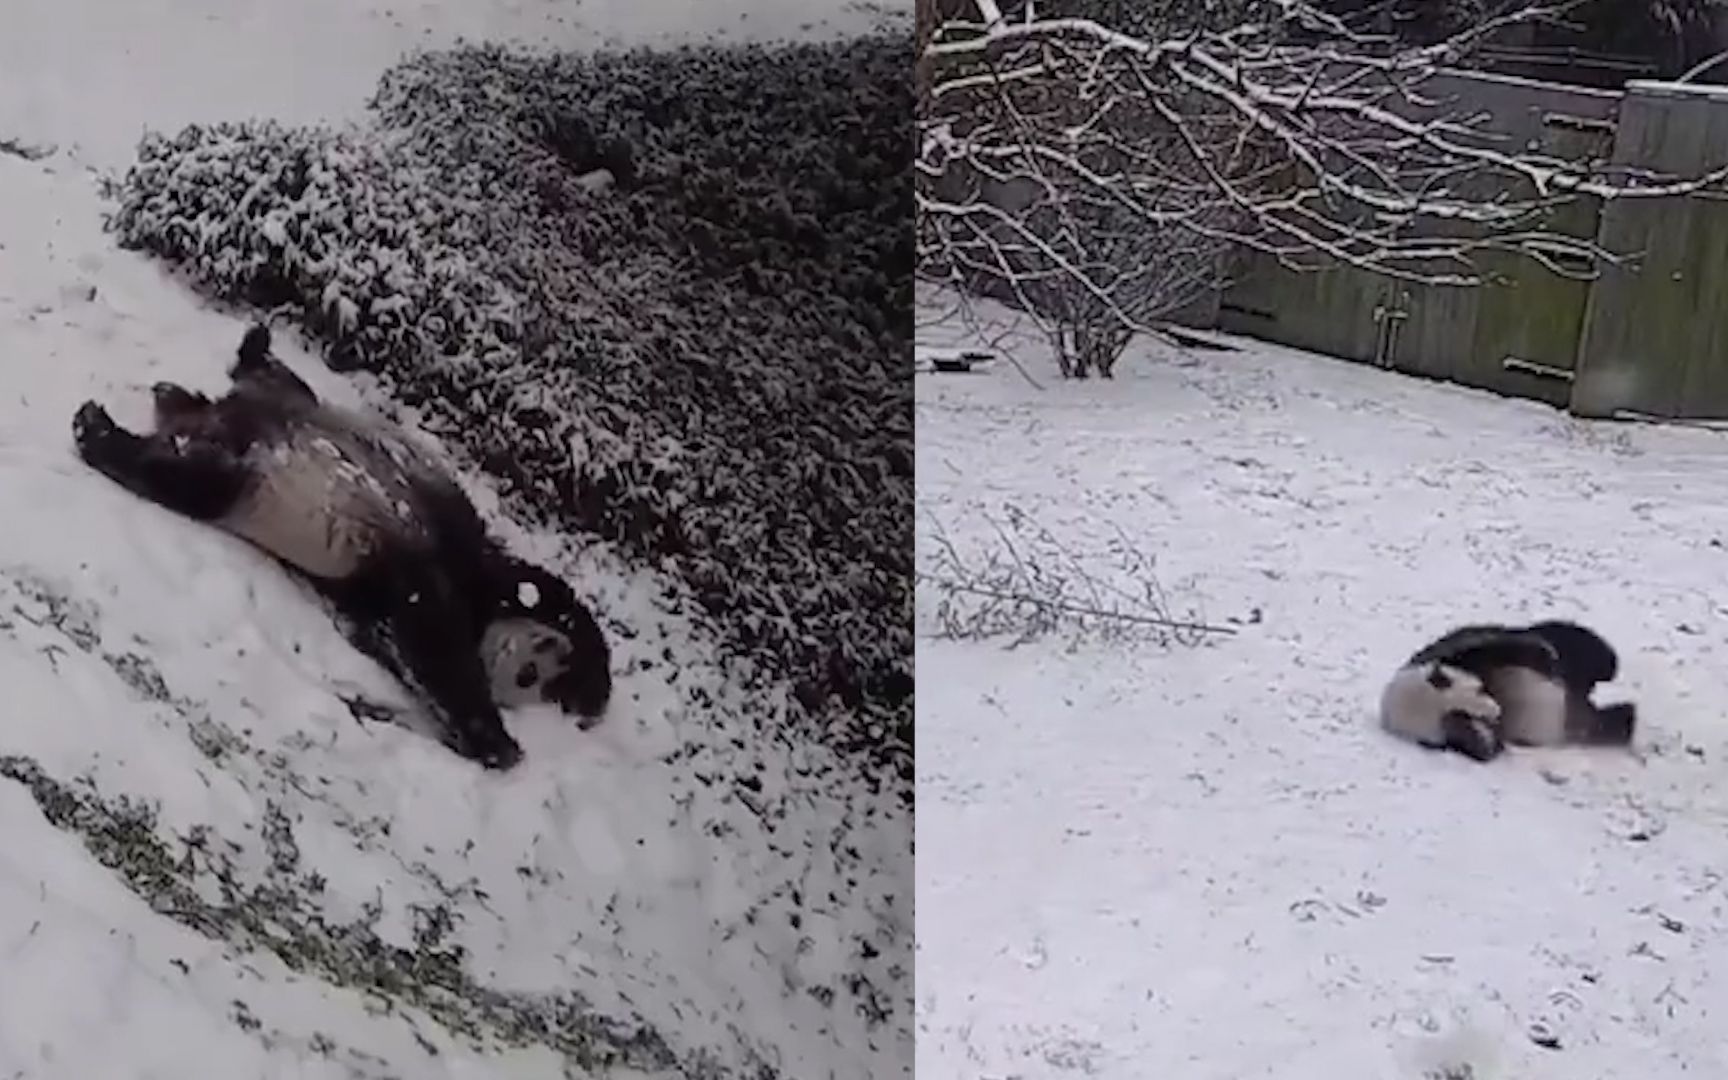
[1421, 661, 1506, 761]
[1380, 659, 1504, 761]
[478, 558, 613, 726]
[1423, 661, 1500, 721]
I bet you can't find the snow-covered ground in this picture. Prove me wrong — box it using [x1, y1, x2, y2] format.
[916, 290, 1728, 1079]
[0, 3, 908, 1079]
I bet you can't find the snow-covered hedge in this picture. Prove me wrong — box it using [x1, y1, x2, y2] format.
[102, 36, 912, 800]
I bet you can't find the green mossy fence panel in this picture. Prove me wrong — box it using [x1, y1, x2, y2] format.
[1393, 277, 1479, 385]
[1217, 71, 1630, 412]
[1218, 250, 1383, 364]
[1456, 122, 1609, 408]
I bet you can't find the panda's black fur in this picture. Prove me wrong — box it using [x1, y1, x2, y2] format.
[1385, 619, 1636, 762]
[71, 324, 612, 770]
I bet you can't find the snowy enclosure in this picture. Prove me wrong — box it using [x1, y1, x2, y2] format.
[917, 289, 1728, 1079]
[0, 2, 910, 1078]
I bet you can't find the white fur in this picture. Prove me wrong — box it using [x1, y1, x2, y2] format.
[1484, 666, 1569, 746]
[218, 403, 436, 580]
[480, 617, 573, 707]
[1379, 661, 1500, 748]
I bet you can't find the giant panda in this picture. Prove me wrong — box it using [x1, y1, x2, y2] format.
[71, 324, 612, 770]
[1380, 619, 1637, 762]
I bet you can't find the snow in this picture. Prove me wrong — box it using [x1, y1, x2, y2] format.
[0, 2, 910, 1079]
[916, 289, 1728, 1079]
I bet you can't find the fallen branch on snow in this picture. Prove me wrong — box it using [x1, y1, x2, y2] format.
[918, 575, 1239, 638]
[919, 505, 1241, 645]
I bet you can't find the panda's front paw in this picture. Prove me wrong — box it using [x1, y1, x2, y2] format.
[479, 736, 524, 771]
[451, 722, 524, 771]
[72, 401, 120, 462]
[1443, 711, 1504, 763]
[73, 399, 114, 440]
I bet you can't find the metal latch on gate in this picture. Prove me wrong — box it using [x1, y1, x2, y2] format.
[1503, 356, 1576, 382]
[1372, 289, 1411, 368]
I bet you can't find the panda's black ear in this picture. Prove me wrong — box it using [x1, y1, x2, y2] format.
[1425, 664, 1453, 690]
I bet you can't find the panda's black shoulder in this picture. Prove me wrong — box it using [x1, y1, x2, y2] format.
[1408, 624, 1502, 665]
[1408, 623, 1561, 679]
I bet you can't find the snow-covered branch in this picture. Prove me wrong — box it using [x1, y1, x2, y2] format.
[917, 0, 1728, 374]
[918, 505, 1239, 645]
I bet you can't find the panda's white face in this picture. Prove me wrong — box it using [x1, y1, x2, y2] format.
[1379, 660, 1500, 750]
[481, 617, 575, 706]
[1428, 663, 1499, 720]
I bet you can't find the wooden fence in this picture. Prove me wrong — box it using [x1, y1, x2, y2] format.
[1216, 73, 1728, 421]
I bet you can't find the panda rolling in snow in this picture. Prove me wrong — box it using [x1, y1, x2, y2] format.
[1380, 620, 1637, 762]
[72, 324, 611, 770]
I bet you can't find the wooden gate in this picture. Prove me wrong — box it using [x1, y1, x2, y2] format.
[1217, 106, 1613, 410]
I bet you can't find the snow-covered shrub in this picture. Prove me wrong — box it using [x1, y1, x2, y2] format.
[102, 35, 912, 802]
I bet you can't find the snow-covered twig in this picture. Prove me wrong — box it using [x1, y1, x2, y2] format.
[918, 506, 1237, 646]
[919, 575, 1239, 637]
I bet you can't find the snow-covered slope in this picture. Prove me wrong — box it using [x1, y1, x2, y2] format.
[917, 290, 1728, 1079]
[0, 3, 909, 1077]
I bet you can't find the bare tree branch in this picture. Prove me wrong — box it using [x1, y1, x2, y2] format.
[916, 0, 1728, 378]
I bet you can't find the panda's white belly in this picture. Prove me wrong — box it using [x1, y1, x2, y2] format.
[220, 427, 424, 580]
[1488, 667, 1568, 746]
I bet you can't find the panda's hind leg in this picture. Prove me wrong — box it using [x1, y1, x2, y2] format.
[229, 324, 317, 406]
[72, 401, 249, 521]
[1526, 620, 1619, 689]
[1566, 699, 1637, 745]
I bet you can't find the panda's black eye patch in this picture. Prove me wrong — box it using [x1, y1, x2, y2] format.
[1426, 666, 1453, 690]
[515, 662, 540, 689]
[534, 637, 562, 655]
